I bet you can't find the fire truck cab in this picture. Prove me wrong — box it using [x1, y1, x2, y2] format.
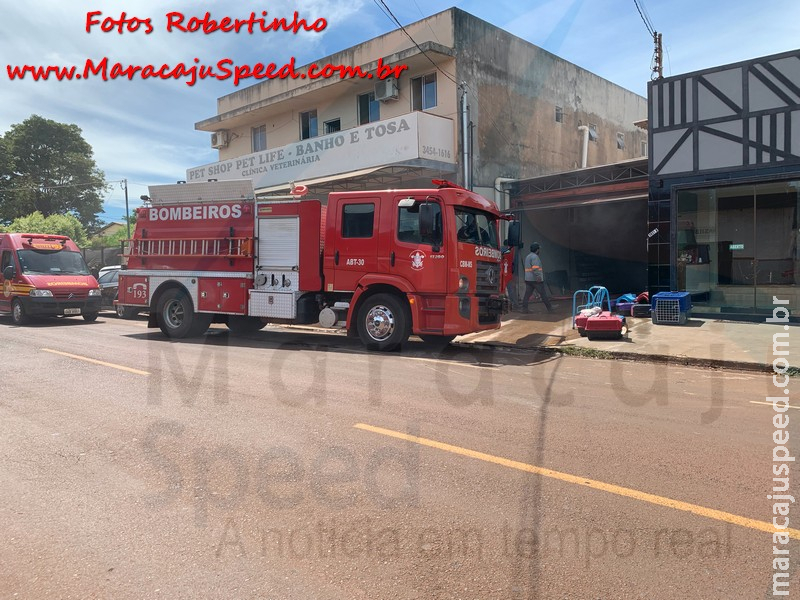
[0, 233, 102, 325]
[118, 180, 517, 351]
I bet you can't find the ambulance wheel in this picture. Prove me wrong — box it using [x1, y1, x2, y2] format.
[83, 313, 99, 322]
[419, 334, 456, 349]
[11, 299, 29, 326]
[358, 293, 410, 351]
[226, 315, 266, 334]
[157, 288, 210, 338]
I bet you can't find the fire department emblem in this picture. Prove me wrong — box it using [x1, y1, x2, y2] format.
[410, 250, 426, 271]
[2, 279, 10, 298]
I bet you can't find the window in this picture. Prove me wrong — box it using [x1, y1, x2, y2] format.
[555, 106, 563, 123]
[97, 269, 119, 285]
[358, 92, 380, 125]
[455, 208, 498, 248]
[411, 73, 437, 111]
[17, 249, 89, 275]
[616, 132, 626, 150]
[342, 204, 375, 238]
[397, 202, 442, 245]
[300, 110, 317, 140]
[1, 250, 12, 275]
[324, 119, 341, 134]
[641, 140, 648, 156]
[251, 125, 267, 152]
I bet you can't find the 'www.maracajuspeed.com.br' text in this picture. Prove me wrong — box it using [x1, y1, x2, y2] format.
[7, 57, 408, 87]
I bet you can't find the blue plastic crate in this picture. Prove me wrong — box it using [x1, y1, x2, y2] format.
[651, 292, 692, 325]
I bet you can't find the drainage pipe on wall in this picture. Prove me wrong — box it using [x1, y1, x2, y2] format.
[577, 125, 589, 169]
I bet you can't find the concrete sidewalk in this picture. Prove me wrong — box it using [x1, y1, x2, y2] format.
[455, 305, 797, 372]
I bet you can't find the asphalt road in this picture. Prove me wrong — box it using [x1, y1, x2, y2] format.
[0, 313, 796, 599]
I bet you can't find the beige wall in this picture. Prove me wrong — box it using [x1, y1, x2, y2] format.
[214, 10, 455, 117]
[218, 56, 458, 161]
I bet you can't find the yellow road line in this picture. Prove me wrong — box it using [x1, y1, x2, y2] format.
[354, 422, 800, 540]
[750, 400, 800, 410]
[42, 348, 150, 376]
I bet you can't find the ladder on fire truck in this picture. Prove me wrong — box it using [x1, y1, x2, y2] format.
[126, 237, 254, 259]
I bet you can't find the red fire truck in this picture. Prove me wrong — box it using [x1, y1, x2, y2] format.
[117, 179, 518, 351]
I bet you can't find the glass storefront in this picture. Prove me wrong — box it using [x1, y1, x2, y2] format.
[676, 179, 800, 314]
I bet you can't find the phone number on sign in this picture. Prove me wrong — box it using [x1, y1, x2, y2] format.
[421, 146, 451, 159]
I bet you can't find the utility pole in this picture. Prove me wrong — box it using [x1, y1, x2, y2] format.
[652, 32, 663, 80]
[123, 178, 131, 239]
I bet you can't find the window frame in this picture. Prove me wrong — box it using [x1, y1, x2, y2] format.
[411, 72, 437, 111]
[251, 125, 267, 153]
[357, 92, 380, 125]
[341, 203, 375, 239]
[324, 118, 341, 135]
[300, 109, 318, 140]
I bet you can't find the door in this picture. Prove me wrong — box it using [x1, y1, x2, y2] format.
[0, 249, 13, 312]
[386, 197, 448, 293]
[331, 198, 380, 291]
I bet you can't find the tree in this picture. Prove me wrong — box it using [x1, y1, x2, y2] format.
[90, 212, 139, 249]
[1, 211, 88, 246]
[0, 115, 108, 229]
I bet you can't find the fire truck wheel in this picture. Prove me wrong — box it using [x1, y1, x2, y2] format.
[226, 315, 267, 334]
[11, 299, 29, 326]
[358, 293, 410, 351]
[82, 313, 99, 322]
[157, 288, 210, 338]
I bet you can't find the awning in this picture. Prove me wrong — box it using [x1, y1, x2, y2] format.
[255, 161, 457, 197]
[255, 167, 382, 195]
[513, 192, 647, 212]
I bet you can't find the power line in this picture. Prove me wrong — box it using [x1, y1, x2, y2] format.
[372, 0, 458, 86]
[633, 0, 655, 37]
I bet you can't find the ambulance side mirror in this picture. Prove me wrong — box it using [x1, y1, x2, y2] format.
[3, 265, 14, 280]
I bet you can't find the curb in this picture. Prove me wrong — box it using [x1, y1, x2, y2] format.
[454, 339, 787, 375]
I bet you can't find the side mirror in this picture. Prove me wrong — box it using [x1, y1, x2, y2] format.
[419, 203, 434, 240]
[507, 221, 520, 248]
[3, 265, 14, 280]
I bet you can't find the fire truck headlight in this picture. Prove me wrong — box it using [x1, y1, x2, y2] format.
[29, 289, 53, 297]
[457, 276, 469, 293]
[88, 289, 102, 297]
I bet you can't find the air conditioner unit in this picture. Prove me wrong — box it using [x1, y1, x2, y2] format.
[211, 130, 229, 149]
[374, 78, 399, 102]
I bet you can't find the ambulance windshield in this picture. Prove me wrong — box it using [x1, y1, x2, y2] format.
[17, 249, 91, 275]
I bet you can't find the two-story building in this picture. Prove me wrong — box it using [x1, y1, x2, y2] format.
[190, 7, 647, 217]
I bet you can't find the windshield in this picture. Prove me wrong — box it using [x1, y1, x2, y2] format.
[17, 249, 90, 275]
[97, 269, 119, 284]
[455, 208, 499, 248]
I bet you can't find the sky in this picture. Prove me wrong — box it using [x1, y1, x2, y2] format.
[1, 0, 798, 224]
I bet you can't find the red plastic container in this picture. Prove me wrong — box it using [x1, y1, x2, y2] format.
[585, 312, 627, 340]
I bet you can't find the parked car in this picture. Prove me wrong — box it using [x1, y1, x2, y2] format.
[97, 266, 141, 319]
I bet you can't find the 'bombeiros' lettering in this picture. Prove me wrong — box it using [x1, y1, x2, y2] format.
[148, 204, 243, 221]
[474, 246, 502, 260]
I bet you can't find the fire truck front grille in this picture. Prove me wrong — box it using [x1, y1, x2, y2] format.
[51, 289, 89, 299]
[475, 261, 500, 294]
